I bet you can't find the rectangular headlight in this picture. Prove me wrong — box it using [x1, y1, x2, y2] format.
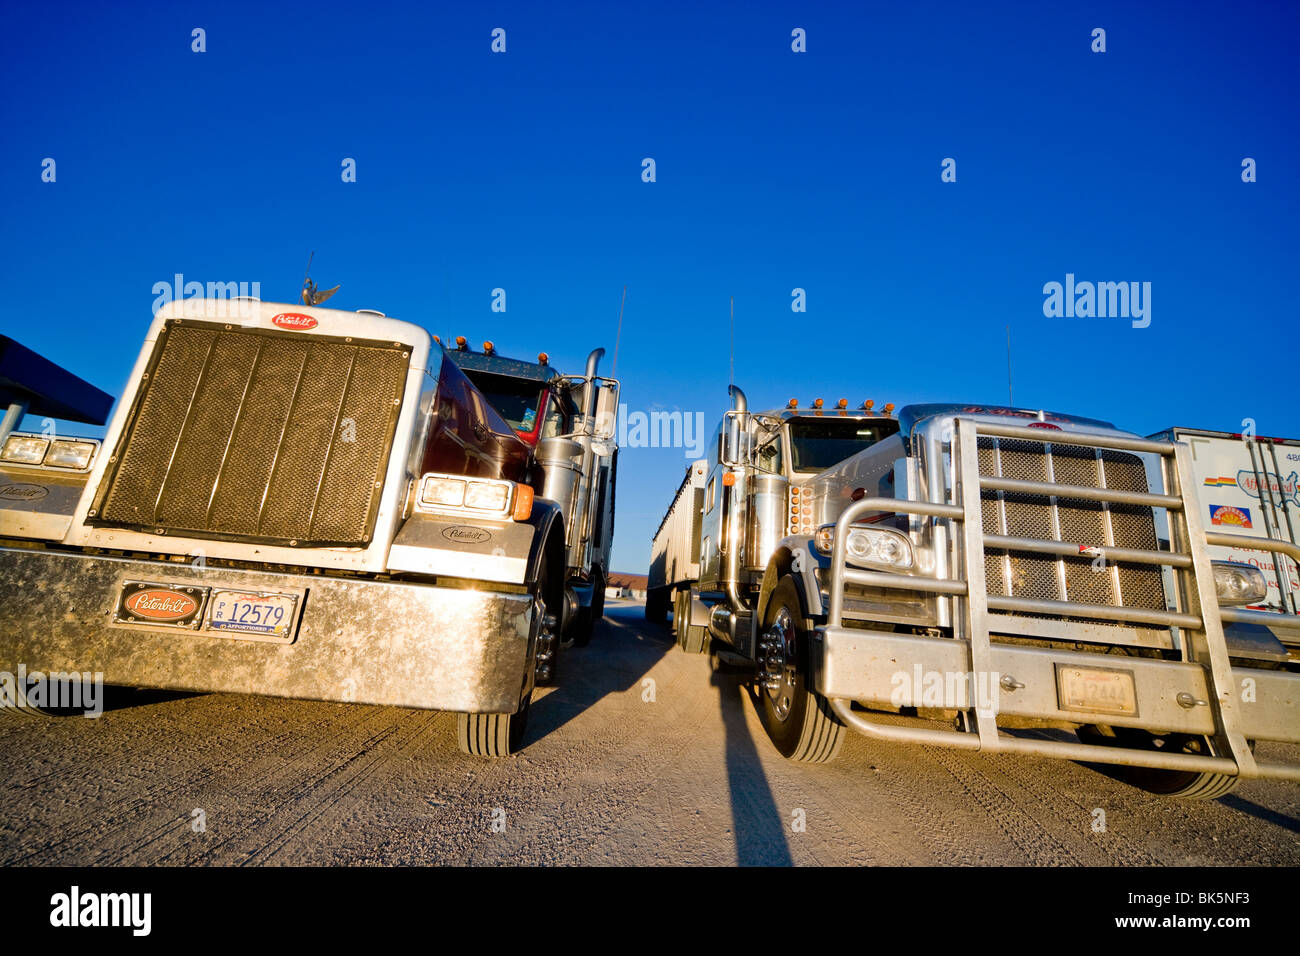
[1, 435, 49, 464]
[1212, 561, 1268, 606]
[464, 481, 510, 512]
[43, 440, 96, 470]
[421, 476, 466, 507]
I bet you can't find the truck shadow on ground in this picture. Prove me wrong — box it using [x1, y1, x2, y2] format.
[711, 664, 795, 865]
[524, 604, 671, 741]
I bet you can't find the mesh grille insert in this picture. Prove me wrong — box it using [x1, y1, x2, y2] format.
[977, 435, 1166, 617]
[94, 321, 409, 547]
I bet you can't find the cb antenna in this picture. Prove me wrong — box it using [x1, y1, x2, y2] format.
[1006, 323, 1014, 406]
[729, 296, 735, 386]
[612, 285, 626, 377]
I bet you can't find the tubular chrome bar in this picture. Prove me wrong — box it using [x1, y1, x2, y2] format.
[827, 699, 1300, 782]
[828, 497, 964, 624]
[844, 568, 968, 595]
[1220, 607, 1300, 633]
[979, 476, 1183, 510]
[1206, 531, 1300, 567]
[986, 594, 1203, 629]
[973, 422, 1177, 456]
[983, 534, 1193, 568]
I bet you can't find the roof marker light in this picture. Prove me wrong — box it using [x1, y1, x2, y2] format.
[482, 341, 495, 354]
[455, 336, 468, 350]
[813, 398, 824, 409]
[862, 400, 875, 411]
[538, 352, 549, 364]
[788, 399, 798, 408]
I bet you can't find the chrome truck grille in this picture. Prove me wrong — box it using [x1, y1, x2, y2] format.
[978, 437, 1166, 614]
[91, 320, 408, 547]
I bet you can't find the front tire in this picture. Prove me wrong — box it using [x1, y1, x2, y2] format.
[458, 695, 530, 758]
[756, 576, 844, 763]
[1076, 725, 1245, 799]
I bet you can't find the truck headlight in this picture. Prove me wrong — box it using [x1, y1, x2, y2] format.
[1212, 561, 1267, 606]
[421, 476, 467, 507]
[465, 481, 509, 511]
[416, 473, 533, 521]
[1, 435, 49, 464]
[43, 440, 97, 470]
[814, 523, 914, 570]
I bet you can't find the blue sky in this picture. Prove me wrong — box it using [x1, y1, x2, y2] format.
[2, 1, 1296, 573]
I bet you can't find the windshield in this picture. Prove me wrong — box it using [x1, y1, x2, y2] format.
[464, 371, 545, 432]
[787, 418, 893, 473]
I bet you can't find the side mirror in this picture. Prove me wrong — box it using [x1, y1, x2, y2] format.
[721, 409, 749, 465]
[591, 378, 620, 441]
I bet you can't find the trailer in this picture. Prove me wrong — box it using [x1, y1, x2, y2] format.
[1149, 426, 1299, 617]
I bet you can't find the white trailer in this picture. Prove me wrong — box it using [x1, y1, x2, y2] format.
[1150, 427, 1300, 616]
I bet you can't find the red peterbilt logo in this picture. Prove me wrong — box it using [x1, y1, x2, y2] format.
[124, 588, 198, 622]
[271, 312, 318, 331]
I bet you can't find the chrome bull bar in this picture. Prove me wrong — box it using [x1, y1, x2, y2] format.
[821, 418, 1300, 782]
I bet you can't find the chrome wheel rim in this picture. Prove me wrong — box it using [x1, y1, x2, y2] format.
[760, 606, 798, 721]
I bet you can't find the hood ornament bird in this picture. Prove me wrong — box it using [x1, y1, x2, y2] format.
[299, 251, 339, 306]
[301, 278, 340, 306]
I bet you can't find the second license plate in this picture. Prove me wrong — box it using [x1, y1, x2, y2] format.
[1056, 665, 1139, 717]
[205, 589, 299, 640]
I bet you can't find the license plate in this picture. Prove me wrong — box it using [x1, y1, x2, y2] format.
[1056, 664, 1139, 717]
[204, 589, 299, 641]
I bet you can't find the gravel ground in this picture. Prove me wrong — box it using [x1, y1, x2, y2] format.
[1, 600, 1297, 866]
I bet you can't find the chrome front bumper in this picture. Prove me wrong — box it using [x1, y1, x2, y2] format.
[0, 545, 535, 713]
[815, 625, 1300, 745]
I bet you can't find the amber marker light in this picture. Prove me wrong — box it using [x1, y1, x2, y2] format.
[512, 484, 535, 521]
[722, 472, 737, 487]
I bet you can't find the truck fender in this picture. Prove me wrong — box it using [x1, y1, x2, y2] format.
[758, 536, 829, 623]
[385, 498, 564, 600]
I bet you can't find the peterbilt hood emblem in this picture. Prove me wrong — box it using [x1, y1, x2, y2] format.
[441, 526, 493, 544]
[124, 588, 198, 621]
[272, 312, 318, 331]
[0, 483, 48, 501]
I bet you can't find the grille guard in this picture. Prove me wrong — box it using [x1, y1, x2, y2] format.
[818, 418, 1300, 782]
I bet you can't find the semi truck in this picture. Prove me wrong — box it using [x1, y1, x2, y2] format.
[0, 298, 619, 756]
[650, 389, 1300, 797]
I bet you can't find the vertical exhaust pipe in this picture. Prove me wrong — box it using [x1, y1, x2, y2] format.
[729, 384, 747, 413]
[583, 348, 605, 427]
